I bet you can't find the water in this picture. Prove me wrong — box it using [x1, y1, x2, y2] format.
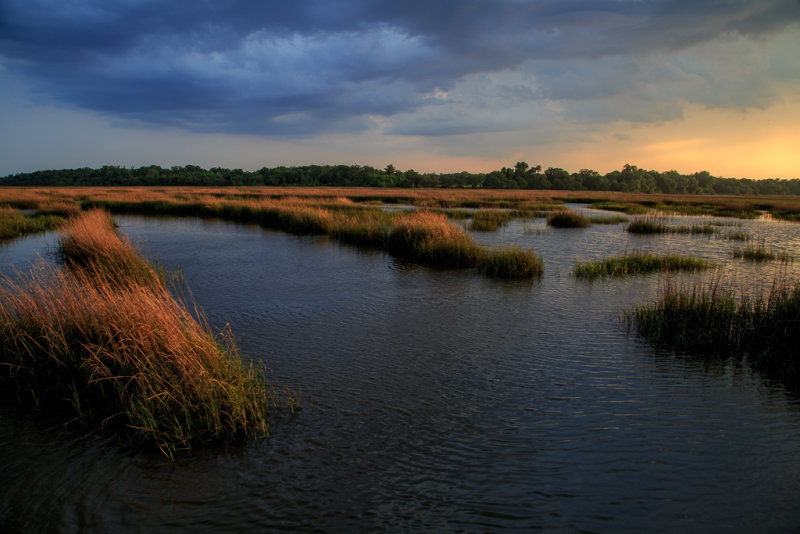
[2, 211, 800, 533]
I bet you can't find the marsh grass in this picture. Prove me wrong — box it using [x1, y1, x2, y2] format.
[547, 210, 592, 228]
[732, 244, 793, 263]
[57, 208, 160, 287]
[0, 210, 276, 457]
[574, 252, 712, 279]
[588, 214, 629, 224]
[477, 246, 543, 278]
[715, 229, 752, 241]
[626, 215, 670, 234]
[590, 201, 650, 215]
[0, 206, 65, 241]
[626, 278, 800, 388]
[469, 209, 513, 232]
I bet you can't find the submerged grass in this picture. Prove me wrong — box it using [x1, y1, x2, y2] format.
[0, 210, 276, 457]
[626, 278, 800, 389]
[574, 252, 712, 279]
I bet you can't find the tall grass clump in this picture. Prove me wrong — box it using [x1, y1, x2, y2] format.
[732, 244, 792, 263]
[477, 246, 543, 278]
[388, 211, 478, 268]
[57, 208, 160, 286]
[626, 215, 670, 234]
[469, 209, 513, 232]
[626, 279, 800, 388]
[547, 210, 591, 228]
[0, 206, 65, 241]
[0, 210, 275, 457]
[574, 252, 712, 279]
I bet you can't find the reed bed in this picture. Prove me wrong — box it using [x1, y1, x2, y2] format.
[590, 201, 650, 215]
[0, 210, 275, 457]
[574, 252, 712, 279]
[82, 196, 543, 278]
[0, 207, 65, 241]
[477, 246, 544, 278]
[547, 210, 592, 228]
[588, 214, 629, 224]
[57, 208, 160, 286]
[468, 209, 514, 232]
[732, 245, 793, 263]
[626, 215, 670, 234]
[626, 278, 800, 388]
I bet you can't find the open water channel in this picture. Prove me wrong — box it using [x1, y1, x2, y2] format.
[2, 206, 800, 532]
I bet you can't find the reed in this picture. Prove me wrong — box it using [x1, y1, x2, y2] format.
[574, 252, 712, 279]
[57, 208, 160, 286]
[0, 207, 65, 241]
[547, 210, 592, 228]
[731, 241, 793, 262]
[469, 209, 513, 232]
[590, 201, 650, 215]
[387, 211, 478, 268]
[588, 214, 629, 224]
[626, 215, 670, 234]
[626, 278, 800, 388]
[0, 210, 275, 457]
[477, 246, 544, 278]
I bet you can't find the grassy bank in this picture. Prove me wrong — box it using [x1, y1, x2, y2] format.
[626, 279, 800, 388]
[0, 206, 65, 241]
[0, 210, 276, 457]
[574, 252, 712, 279]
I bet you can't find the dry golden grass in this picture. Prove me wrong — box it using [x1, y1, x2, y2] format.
[0, 209, 275, 457]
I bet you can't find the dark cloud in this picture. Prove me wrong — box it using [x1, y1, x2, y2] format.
[1, 0, 797, 136]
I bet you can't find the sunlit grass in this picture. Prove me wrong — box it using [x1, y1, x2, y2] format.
[0, 210, 277, 457]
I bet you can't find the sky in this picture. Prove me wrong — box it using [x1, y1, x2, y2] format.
[1, 0, 799, 179]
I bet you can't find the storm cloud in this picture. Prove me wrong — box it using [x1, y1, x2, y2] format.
[2, 0, 798, 137]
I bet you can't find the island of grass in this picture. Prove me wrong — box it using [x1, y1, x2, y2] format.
[0, 209, 279, 458]
[547, 210, 592, 228]
[732, 245, 794, 263]
[574, 252, 712, 279]
[0, 206, 67, 241]
[626, 279, 800, 389]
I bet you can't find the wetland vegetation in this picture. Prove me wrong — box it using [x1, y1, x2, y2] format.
[1, 184, 799, 454]
[2, 184, 800, 531]
[574, 252, 712, 279]
[627, 278, 800, 389]
[0, 209, 276, 457]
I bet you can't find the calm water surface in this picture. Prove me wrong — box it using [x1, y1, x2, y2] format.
[2, 210, 800, 533]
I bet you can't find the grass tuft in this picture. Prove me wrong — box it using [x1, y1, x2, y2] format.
[547, 210, 592, 228]
[626, 278, 800, 388]
[574, 252, 712, 279]
[0, 210, 277, 457]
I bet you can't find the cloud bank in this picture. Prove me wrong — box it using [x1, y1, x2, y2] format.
[1, 0, 798, 177]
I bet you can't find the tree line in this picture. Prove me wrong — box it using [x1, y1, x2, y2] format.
[2, 162, 799, 195]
